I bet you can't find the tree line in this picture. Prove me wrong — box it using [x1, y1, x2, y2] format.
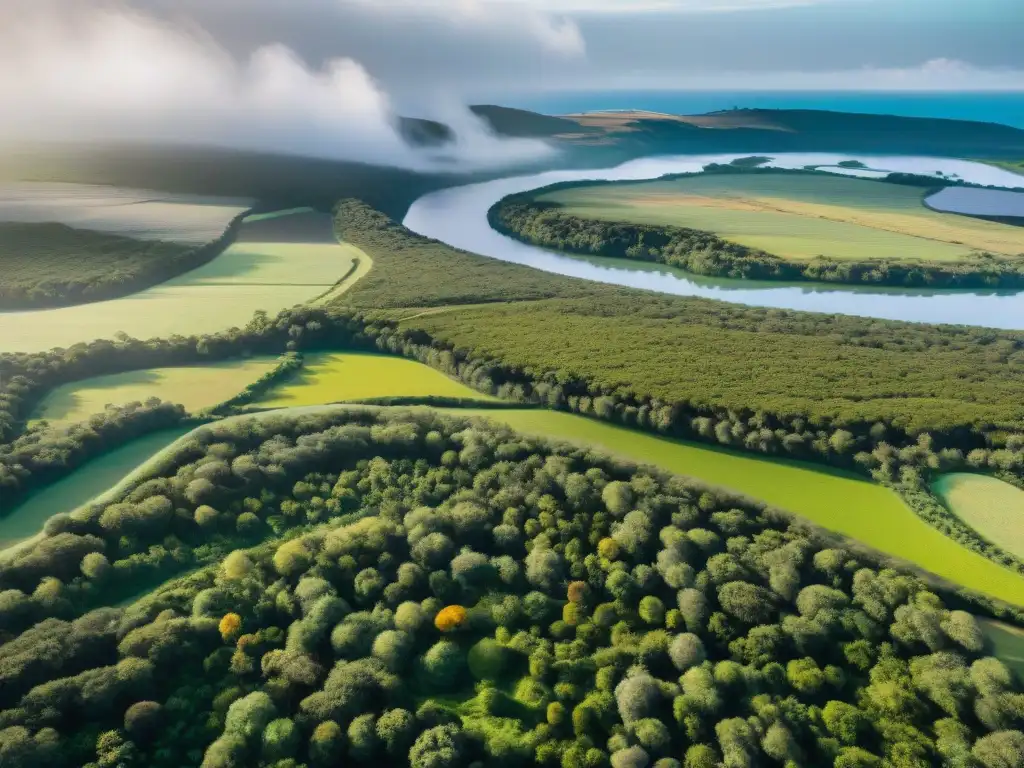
[2, 408, 1023, 768]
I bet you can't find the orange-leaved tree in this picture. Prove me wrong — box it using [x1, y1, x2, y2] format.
[434, 605, 468, 633]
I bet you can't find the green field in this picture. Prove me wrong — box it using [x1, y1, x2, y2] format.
[255, 352, 493, 407]
[933, 473, 1024, 559]
[537, 172, 1024, 261]
[31, 358, 280, 426]
[449, 408, 1024, 606]
[0, 426, 194, 555]
[0, 209, 363, 354]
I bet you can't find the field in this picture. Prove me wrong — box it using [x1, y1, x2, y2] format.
[0, 209, 363, 354]
[31, 358, 280, 426]
[535, 172, 1024, 261]
[0, 182, 251, 243]
[254, 352, 493, 407]
[0, 426, 194, 554]
[933, 473, 1024, 559]
[457, 408, 1024, 606]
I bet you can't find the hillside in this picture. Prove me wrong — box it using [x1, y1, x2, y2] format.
[534, 107, 1024, 159]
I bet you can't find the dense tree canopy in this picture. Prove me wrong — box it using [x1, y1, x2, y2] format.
[1, 409, 1022, 767]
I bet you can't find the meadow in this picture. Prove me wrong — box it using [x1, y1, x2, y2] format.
[535, 172, 1024, 261]
[933, 473, 1024, 559]
[31, 358, 280, 426]
[0, 209, 362, 354]
[254, 351, 493, 407]
[0, 426, 194, 554]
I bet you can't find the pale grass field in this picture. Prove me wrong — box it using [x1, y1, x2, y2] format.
[32, 358, 279, 426]
[0, 182, 251, 243]
[541, 173, 1024, 261]
[933, 473, 1024, 559]
[0, 210, 359, 354]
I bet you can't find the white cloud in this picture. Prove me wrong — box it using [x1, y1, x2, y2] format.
[341, 0, 585, 56]
[0, 0, 557, 171]
[470, 0, 850, 12]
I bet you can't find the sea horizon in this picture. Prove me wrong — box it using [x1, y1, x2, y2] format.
[501, 90, 1024, 129]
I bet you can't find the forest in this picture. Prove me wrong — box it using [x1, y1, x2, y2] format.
[2, 408, 1024, 768]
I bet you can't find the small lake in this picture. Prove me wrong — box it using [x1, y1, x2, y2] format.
[404, 153, 1024, 329]
[926, 186, 1024, 219]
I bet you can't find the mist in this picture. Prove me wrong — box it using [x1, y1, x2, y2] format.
[0, 1, 557, 172]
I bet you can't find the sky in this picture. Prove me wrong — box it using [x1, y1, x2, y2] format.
[0, 0, 1021, 168]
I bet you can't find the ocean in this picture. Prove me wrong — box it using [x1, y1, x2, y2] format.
[503, 91, 1024, 129]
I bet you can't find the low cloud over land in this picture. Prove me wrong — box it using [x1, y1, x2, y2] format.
[0, 0, 561, 171]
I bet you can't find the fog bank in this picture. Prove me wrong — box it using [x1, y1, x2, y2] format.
[0, 1, 556, 172]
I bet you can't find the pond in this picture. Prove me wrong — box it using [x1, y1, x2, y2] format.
[404, 153, 1024, 329]
[925, 186, 1024, 218]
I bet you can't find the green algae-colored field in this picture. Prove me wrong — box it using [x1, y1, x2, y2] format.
[456, 408, 1024, 606]
[255, 352, 492, 407]
[932, 473, 1024, 560]
[538, 172, 1024, 262]
[0, 426, 194, 554]
[31, 358, 280, 426]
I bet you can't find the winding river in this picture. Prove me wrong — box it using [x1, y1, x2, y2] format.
[404, 153, 1024, 329]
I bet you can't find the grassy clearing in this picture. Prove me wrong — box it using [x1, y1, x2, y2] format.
[32, 358, 280, 426]
[933, 473, 1024, 559]
[0, 426, 194, 553]
[453, 408, 1024, 606]
[0, 210, 358, 354]
[538, 173, 1024, 261]
[979, 617, 1024, 681]
[255, 352, 492, 407]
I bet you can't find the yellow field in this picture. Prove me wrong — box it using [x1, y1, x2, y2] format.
[0, 210, 364, 354]
[540, 173, 1024, 262]
[254, 352, 492, 407]
[933, 473, 1024, 559]
[32, 358, 280, 425]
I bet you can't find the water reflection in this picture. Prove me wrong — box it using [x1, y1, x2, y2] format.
[404, 153, 1024, 329]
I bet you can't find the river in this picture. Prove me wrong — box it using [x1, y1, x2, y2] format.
[404, 153, 1024, 329]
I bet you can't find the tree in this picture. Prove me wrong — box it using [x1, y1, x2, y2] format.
[421, 640, 467, 689]
[377, 708, 416, 756]
[219, 613, 242, 643]
[669, 633, 706, 671]
[309, 720, 345, 766]
[409, 724, 466, 768]
[823, 700, 869, 745]
[123, 700, 163, 742]
[972, 730, 1024, 768]
[434, 605, 468, 633]
[262, 718, 299, 762]
[468, 638, 507, 681]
